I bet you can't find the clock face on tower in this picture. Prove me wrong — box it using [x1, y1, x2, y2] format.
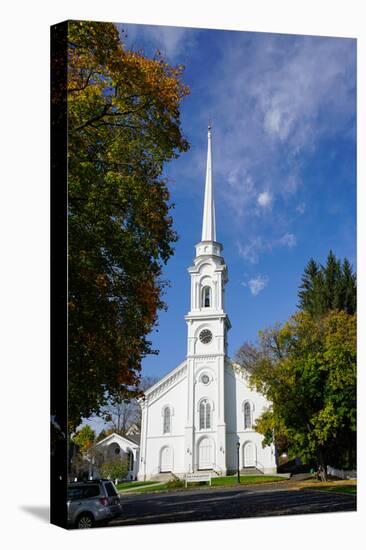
[199, 329, 213, 344]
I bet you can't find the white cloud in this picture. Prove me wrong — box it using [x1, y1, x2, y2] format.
[119, 27, 355, 256]
[264, 107, 293, 141]
[257, 191, 272, 208]
[250, 37, 355, 151]
[296, 202, 306, 215]
[207, 33, 355, 230]
[278, 233, 297, 248]
[283, 175, 302, 196]
[147, 26, 191, 59]
[243, 274, 269, 296]
[120, 23, 194, 61]
[237, 232, 297, 263]
[237, 238, 263, 264]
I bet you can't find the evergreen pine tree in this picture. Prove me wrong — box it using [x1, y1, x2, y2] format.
[322, 250, 342, 311]
[341, 258, 357, 314]
[298, 251, 356, 317]
[298, 258, 319, 312]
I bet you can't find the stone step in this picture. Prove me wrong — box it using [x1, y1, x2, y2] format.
[240, 467, 263, 475]
[150, 473, 175, 482]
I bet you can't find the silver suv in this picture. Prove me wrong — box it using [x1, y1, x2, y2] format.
[67, 479, 122, 528]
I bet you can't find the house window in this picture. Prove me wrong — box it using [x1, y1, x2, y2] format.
[244, 402, 252, 429]
[199, 399, 211, 429]
[163, 406, 171, 433]
[202, 286, 211, 308]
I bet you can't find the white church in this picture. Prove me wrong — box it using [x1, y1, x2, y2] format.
[137, 126, 277, 480]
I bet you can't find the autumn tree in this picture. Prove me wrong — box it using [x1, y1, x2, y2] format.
[95, 429, 107, 443]
[72, 424, 96, 454]
[235, 310, 356, 471]
[66, 21, 189, 431]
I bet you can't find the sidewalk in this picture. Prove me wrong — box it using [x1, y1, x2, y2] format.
[118, 482, 165, 493]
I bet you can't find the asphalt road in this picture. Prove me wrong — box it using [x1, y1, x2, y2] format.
[110, 483, 356, 527]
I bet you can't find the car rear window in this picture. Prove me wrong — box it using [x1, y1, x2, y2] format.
[104, 482, 118, 497]
[68, 484, 100, 500]
[82, 485, 100, 498]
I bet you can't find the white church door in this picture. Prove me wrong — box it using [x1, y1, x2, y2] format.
[198, 438, 214, 470]
[160, 446, 173, 472]
[243, 442, 256, 467]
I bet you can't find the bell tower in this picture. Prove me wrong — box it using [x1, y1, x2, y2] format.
[184, 125, 231, 474]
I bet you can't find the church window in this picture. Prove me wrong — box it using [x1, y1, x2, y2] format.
[163, 406, 171, 434]
[202, 286, 211, 307]
[244, 402, 252, 429]
[199, 399, 211, 429]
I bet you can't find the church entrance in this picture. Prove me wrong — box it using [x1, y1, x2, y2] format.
[198, 437, 214, 470]
[243, 441, 256, 467]
[160, 446, 173, 472]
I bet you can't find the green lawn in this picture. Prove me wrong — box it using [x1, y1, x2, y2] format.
[211, 475, 282, 487]
[125, 475, 283, 494]
[117, 480, 160, 491]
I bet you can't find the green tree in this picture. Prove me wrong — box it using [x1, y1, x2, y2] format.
[323, 250, 342, 310]
[100, 457, 129, 482]
[340, 258, 357, 315]
[65, 21, 190, 431]
[297, 251, 356, 316]
[72, 424, 96, 454]
[235, 310, 356, 471]
[298, 258, 323, 317]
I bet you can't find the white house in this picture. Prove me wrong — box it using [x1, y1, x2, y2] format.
[138, 126, 277, 481]
[91, 433, 140, 481]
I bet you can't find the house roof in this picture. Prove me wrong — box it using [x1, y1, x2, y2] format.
[93, 432, 140, 449]
[126, 433, 140, 445]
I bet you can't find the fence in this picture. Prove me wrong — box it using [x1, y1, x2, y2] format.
[327, 465, 357, 480]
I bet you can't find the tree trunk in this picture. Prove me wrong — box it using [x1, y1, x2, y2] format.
[317, 447, 328, 481]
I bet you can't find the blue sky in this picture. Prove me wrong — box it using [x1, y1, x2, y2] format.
[85, 23, 356, 434]
[115, 23, 356, 382]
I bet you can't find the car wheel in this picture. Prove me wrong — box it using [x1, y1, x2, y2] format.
[76, 513, 95, 529]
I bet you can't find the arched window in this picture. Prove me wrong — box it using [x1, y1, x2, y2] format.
[163, 406, 171, 433]
[244, 402, 252, 429]
[199, 399, 211, 430]
[127, 450, 134, 471]
[202, 286, 211, 308]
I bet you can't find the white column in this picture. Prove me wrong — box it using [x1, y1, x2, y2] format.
[218, 273, 222, 310]
[138, 402, 148, 480]
[213, 280, 218, 309]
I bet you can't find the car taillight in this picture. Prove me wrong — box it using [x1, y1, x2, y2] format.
[99, 497, 108, 506]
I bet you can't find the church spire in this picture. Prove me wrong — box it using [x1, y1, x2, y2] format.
[201, 124, 216, 242]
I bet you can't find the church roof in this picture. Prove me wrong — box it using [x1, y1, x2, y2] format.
[141, 359, 187, 404]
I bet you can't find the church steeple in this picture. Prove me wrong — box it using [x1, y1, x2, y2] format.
[201, 124, 216, 242]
